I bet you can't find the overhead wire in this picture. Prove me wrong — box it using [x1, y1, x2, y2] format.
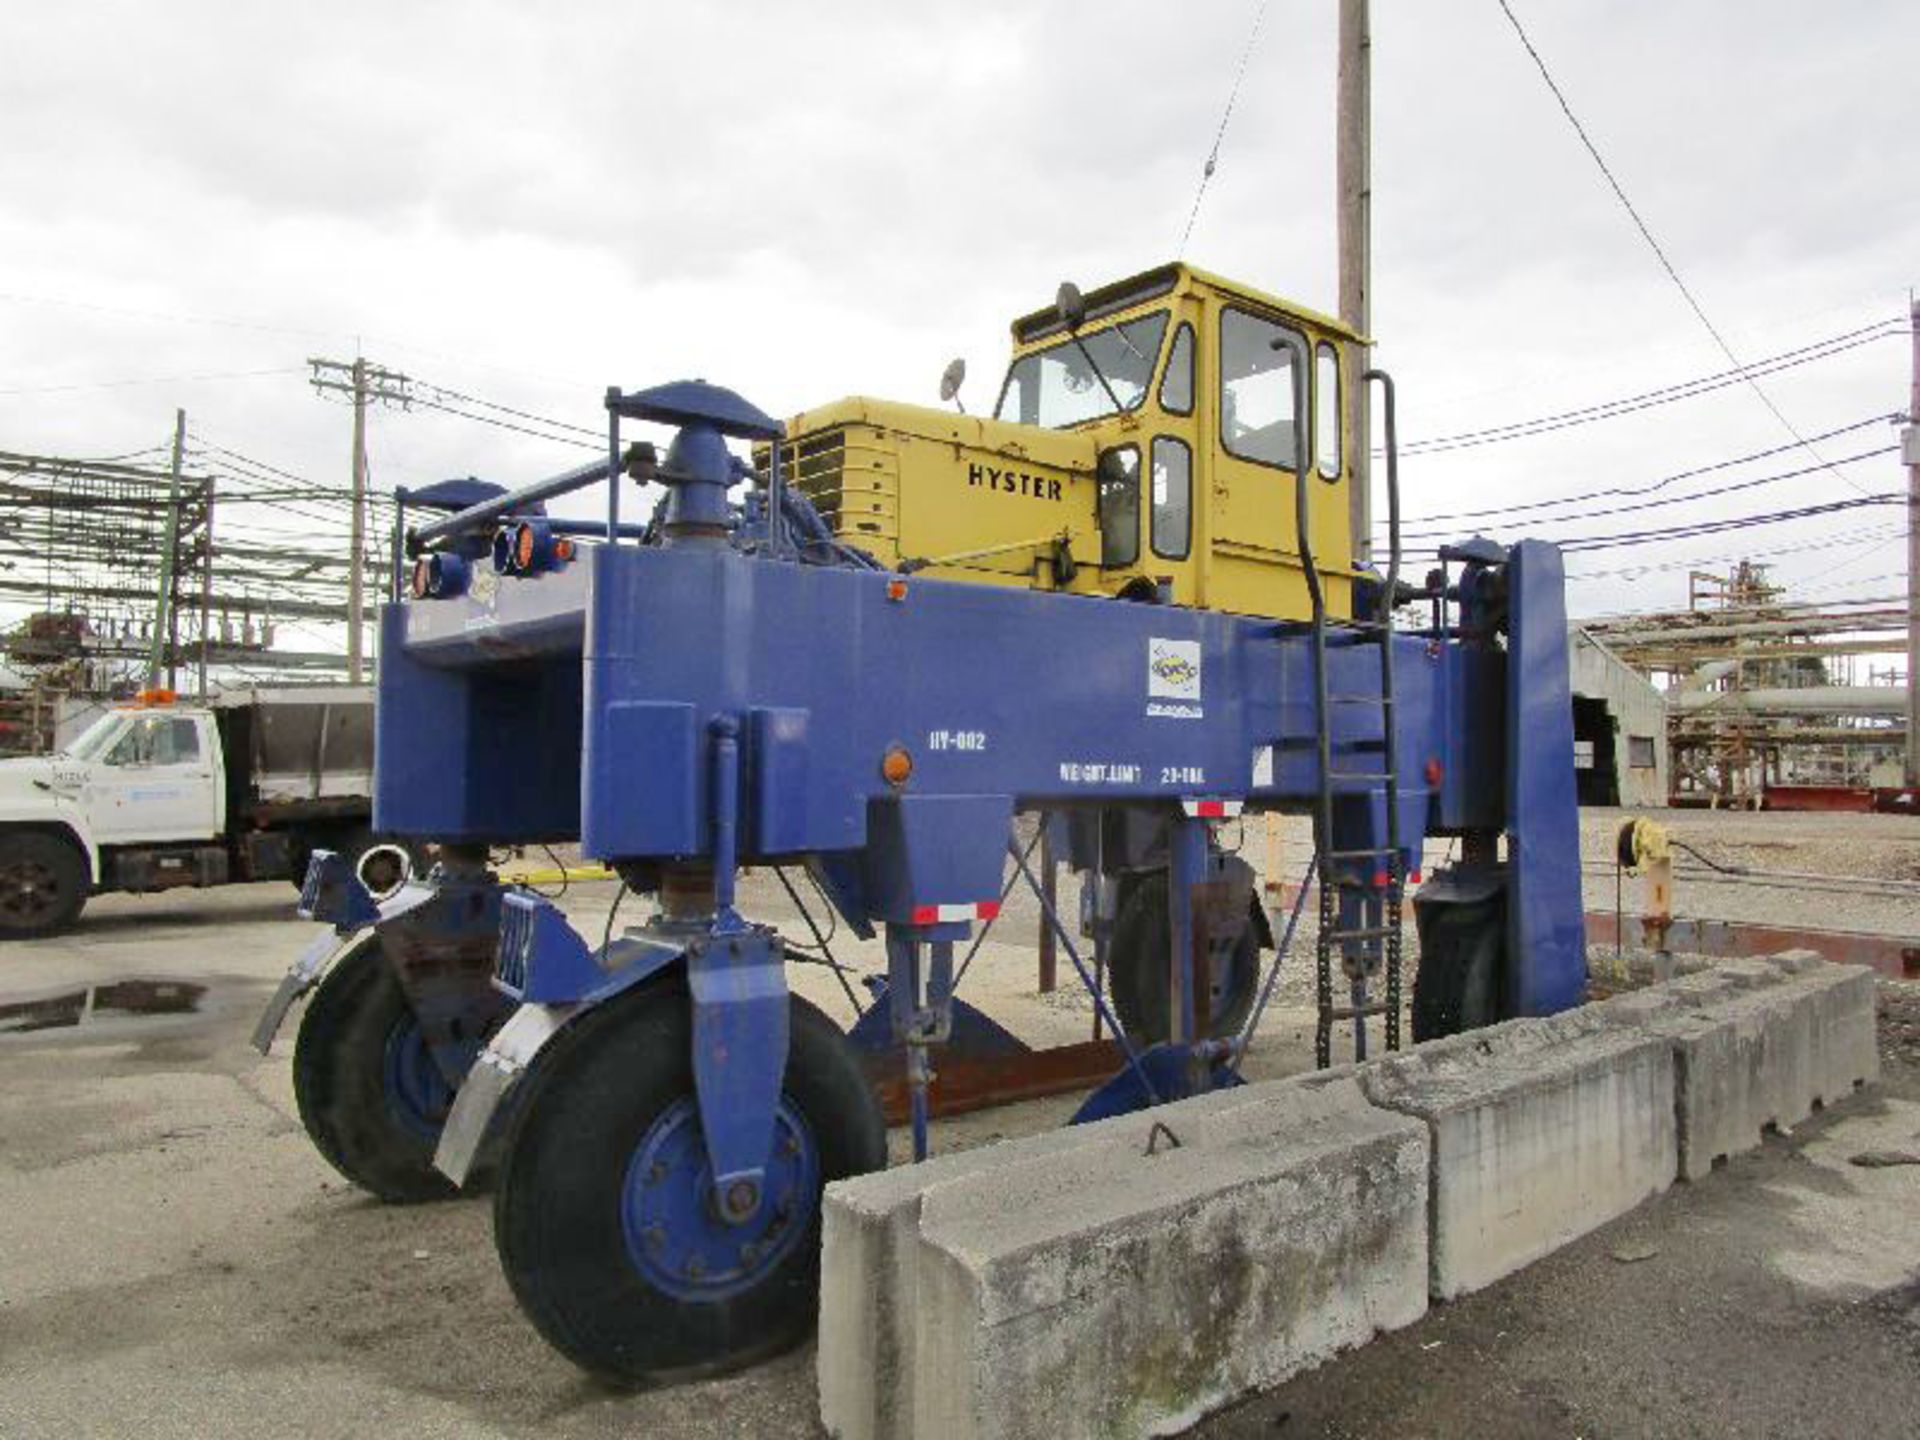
[1176, 0, 1270, 255]
[405, 394, 604, 451]
[1492, 0, 1880, 499]
[1392, 320, 1902, 457]
[1393, 442, 1898, 542]
[1406, 492, 1903, 560]
[1548, 493, 1902, 554]
[1563, 521, 1906, 583]
[1381, 413, 1897, 534]
[413, 381, 602, 440]
[0, 366, 301, 397]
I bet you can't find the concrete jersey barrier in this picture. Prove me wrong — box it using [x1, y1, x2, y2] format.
[817, 952, 1881, 1438]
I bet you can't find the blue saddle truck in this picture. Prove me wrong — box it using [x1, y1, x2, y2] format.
[254, 267, 1584, 1383]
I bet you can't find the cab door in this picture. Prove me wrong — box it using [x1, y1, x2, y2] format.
[87, 713, 221, 843]
[1205, 305, 1350, 619]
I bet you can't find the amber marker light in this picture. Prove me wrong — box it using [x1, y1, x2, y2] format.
[881, 745, 913, 786]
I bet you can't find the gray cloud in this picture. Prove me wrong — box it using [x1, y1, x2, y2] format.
[0, 0, 1914, 624]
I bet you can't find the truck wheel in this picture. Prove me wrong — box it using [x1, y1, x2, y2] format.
[493, 983, 885, 1384]
[1107, 870, 1261, 1044]
[0, 833, 88, 938]
[292, 939, 460, 1203]
[1411, 903, 1503, 1042]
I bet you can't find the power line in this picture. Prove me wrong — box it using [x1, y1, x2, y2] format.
[1394, 441, 1898, 541]
[0, 289, 342, 340]
[406, 394, 604, 451]
[414, 381, 601, 440]
[0, 366, 300, 397]
[1564, 521, 1906, 583]
[1394, 319, 1901, 457]
[1493, 0, 1877, 498]
[1177, 0, 1270, 255]
[1555, 493, 1902, 554]
[1553, 493, 1903, 552]
[1409, 492, 1903, 560]
[189, 437, 319, 488]
[189, 435, 395, 508]
[22, 444, 172, 466]
[1383, 413, 1895, 529]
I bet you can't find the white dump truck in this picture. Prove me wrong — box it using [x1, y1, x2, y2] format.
[0, 686, 413, 936]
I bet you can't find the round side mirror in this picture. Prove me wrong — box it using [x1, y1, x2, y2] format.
[939, 357, 967, 403]
[1055, 281, 1087, 332]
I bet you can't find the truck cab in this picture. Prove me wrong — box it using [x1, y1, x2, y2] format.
[759, 263, 1362, 621]
[49, 705, 223, 845]
[0, 687, 391, 937]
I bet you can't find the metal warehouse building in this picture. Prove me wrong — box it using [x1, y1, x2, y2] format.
[1569, 628, 1668, 807]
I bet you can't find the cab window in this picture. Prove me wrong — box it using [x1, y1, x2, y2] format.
[1314, 342, 1342, 481]
[103, 715, 199, 767]
[1220, 308, 1303, 471]
[155, 718, 200, 764]
[995, 312, 1169, 429]
[1151, 437, 1191, 560]
[64, 712, 125, 762]
[1096, 445, 1140, 568]
[1158, 323, 1194, 415]
[104, 717, 157, 767]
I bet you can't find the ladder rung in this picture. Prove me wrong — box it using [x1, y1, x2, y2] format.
[1325, 846, 1394, 860]
[1327, 925, 1397, 942]
[1326, 1002, 1396, 1020]
[1327, 693, 1393, 704]
[1330, 771, 1394, 782]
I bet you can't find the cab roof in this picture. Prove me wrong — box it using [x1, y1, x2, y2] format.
[1009, 262, 1369, 348]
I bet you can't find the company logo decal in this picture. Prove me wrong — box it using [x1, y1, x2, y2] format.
[1147, 637, 1203, 719]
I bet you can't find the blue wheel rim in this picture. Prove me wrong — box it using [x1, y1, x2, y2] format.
[620, 1096, 820, 1302]
[382, 1015, 454, 1141]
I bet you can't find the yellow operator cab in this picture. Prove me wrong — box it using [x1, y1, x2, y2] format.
[755, 262, 1365, 622]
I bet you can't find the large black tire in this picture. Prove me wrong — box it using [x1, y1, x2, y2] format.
[493, 983, 886, 1385]
[292, 938, 460, 1203]
[1107, 871, 1262, 1044]
[0, 831, 88, 938]
[1411, 902, 1503, 1042]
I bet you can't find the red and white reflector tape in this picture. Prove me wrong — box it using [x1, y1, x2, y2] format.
[909, 899, 1002, 926]
[1180, 799, 1245, 819]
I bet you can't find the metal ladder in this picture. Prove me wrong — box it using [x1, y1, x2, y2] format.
[1297, 369, 1405, 1067]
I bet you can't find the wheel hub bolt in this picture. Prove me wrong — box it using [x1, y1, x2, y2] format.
[644, 1224, 666, 1252]
[723, 1179, 759, 1218]
[646, 1160, 668, 1185]
[685, 1256, 705, 1279]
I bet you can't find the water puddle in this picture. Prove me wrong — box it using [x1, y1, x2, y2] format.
[0, 978, 208, 1035]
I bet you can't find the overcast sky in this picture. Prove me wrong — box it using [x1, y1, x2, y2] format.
[2, 0, 1915, 629]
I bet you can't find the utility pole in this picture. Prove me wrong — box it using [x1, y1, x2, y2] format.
[309, 356, 408, 683]
[1905, 296, 1920, 785]
[1337, 0, 1372, 571]
[147, 408, 186, 688]
[348, 356, 367, 683]
[197, 477, 216, 700]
